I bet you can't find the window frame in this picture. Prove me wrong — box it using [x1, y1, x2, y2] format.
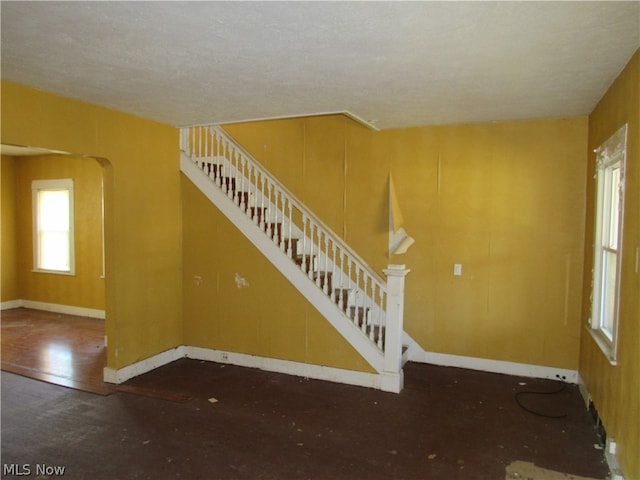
[32, 178, 76, 275]
[589, 124, 627, 364]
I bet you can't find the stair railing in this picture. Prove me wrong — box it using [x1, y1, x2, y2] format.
[180, 125, 408, 378]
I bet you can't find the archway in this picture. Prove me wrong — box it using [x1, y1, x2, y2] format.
[0, 145, 112, 394]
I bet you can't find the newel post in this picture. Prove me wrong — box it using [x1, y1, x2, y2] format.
[381, 264, 410, 393]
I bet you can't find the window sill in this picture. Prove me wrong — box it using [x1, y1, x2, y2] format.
[32, 268, 76, 276]
[587, 326, 618, 366]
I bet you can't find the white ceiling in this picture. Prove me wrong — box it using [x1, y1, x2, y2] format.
[1, 1, 639, 130]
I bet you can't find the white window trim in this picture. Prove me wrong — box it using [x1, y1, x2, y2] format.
[589, 124, 627, 364]
[32, 178, 76, 276]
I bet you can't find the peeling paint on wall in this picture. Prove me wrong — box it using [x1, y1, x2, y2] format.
[234, 273, 250, 289]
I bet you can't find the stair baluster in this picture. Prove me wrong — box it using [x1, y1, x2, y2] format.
[216, 136, 223, 188]
[180, 125, 410, 392]
[301, 214, 308, 274]
[377, 285, 385, 349]
[266, 183, 273, 238]
[309, 222, 317, 281]
[331, 242, 337, 302]
[367, 278, 376, 341]
[321, 234, 328, 294]
[338, 252, 345, 310]
[251, 165, 258, 223]
[314, 225, 321, 287]
[239, 157, 246, 211]
[259, 176, 266, 230]
[286, 202, 293, 258]
[277, 191, 284, 250]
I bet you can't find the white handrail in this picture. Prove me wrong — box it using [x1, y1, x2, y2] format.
[180, 125, 405, 366]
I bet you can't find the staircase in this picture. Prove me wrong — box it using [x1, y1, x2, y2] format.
[180, 125, 409, 393]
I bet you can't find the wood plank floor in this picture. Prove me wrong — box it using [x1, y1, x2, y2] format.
[1, 358, 610, 479]
[0, 307, 112, 395]
[0, 307, 611, 479]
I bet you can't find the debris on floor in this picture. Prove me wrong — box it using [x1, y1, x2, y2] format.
[505, 461, 605, 480]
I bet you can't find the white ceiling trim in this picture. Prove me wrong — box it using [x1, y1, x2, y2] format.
[182, 110, 380, 131]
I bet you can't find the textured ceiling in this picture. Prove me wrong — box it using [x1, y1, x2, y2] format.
[1, 1, 639, 130]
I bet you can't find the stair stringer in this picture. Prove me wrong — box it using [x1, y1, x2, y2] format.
[181, 152, 385, 373]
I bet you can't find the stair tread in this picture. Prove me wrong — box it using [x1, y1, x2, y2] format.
[195, 153, 407, 368]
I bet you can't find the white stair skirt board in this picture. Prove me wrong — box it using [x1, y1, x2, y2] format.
[0, 299, 105, 319]
[408, 345, 578, 384]
[187, 347, 398, 392]
[181, 153, 385, 373]
[103, 345, 401, 392]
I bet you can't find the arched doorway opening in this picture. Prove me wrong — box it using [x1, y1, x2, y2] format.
[0, 144, 112, 394]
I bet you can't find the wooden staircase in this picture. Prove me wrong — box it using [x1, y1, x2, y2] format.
[180, 125, 410, 392]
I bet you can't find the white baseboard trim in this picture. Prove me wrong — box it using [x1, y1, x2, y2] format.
[409, 348, 578, 383]
[103, 345, 384, 391]
[102, 342, 577, 391]
[578, 377, 626, 480]
[186, 346, 386, 391]
[605, 438, 626, 480]
[0, 299, 105, 319]
[0, 300, 22, 310]
[103, 346, 186, 384]
[577, 373, 591, 408]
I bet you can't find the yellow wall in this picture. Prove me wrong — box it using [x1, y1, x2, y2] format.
[3, 59, 636, 476]
[7, 154, 104, 310]
[223, 115, 588, 371]
[1, 155, 19, 302]
[580, 49, 640, 480]
[1, 80, 182, 369]
[181, 175, 374, 373]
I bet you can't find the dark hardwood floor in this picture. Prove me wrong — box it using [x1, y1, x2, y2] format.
[0, 307, 111, 394]
[0, 307, 610, 479]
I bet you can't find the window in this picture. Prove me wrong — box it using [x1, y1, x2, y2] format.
[32, 179, 75, 274]
[590, 124, 627, 363]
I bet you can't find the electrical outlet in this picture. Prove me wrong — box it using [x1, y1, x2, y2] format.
[453, 264, 462, 276]
[221, 352, 229, 361]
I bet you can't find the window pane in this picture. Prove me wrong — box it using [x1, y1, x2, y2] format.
[39, 190, 70, 230]
[607, 166, 620, 248]
[40, 231, 70, 270]
[591, 123, 626, 361]
[36, 188, 71, 272]
[600, 249, 618, 340]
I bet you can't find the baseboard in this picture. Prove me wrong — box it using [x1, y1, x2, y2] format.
[101, 342, 577, 392]
[186, 346, 386, 391]
[103, 346, 186, 384]
[605, 438, 625, 480]
[0, 299, 105, 319]
[578, 376, 626, 480]
[577, 373, 591, 408]
[104, 345, 387, 391]
[408, 347, 578, 383]
[0, 300, 22, 310]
